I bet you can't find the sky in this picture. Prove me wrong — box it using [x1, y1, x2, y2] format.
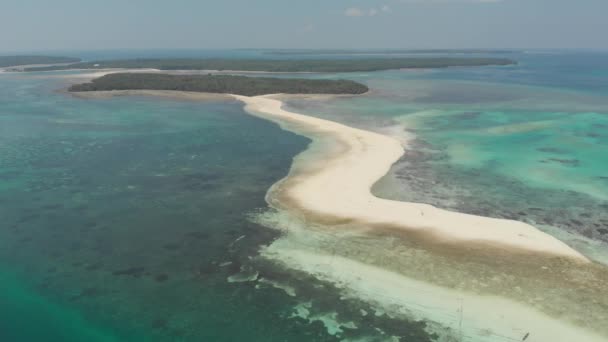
[1, 0, 607, 52]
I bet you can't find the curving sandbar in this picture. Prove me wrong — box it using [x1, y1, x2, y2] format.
[234, 95, 588, 262]
[68, 89, 606, 340]
[237, 94, 608, 341]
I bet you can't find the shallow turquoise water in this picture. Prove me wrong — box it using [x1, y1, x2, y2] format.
[284, 52, 608, 249]
[0, 73, 435, 341]
[3, 50, 608, 340]
[408, 108, 608, 199]
[0, 270, 127, 342]
[0, 74, 307, 341]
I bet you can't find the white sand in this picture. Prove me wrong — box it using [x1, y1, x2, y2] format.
[69, 89, 232, 101]
[263, 245, 607, 342]
[234, 95, 588, 262]
[44, 68, 312, 81]
[236, 94, 608, 340]
[60, 68, 163, 80]
[62, 89, 605, 339]
[0, 62, 76, 72]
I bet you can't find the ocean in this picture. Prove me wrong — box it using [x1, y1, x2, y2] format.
[283, 51, 608, 260]
[1, 50, 607, 341]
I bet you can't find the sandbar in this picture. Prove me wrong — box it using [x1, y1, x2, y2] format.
[67, 89, 607, 340]
[234, 95, 588, 262]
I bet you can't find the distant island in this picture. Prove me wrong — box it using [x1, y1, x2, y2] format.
[0, 55, 81, 68]
[68, 73, 369, 96]
[25, 57, 515, 73]
[263, 49, 519, 55]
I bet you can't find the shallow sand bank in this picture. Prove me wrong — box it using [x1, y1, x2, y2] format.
[64, 89, 608, 340]
[69, 89, 233, 102]
[233, 94, 608, 341]
[0, 62, 77, 72]
[262, 244, 608, 342]
[235, 95, 587, 261]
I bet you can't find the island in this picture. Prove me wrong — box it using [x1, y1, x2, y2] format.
[64, 67, 607, 342]
[68, 73, 369, 96]
[263, 49, 519, 55]
[25, 57, 515, 73]
[0, 55, 81, 68]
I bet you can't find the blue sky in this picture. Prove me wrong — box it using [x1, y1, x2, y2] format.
[1, 0, 607, 52]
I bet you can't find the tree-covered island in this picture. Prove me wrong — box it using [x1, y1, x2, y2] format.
[68, 73, 370, 96]
[27, 57, 515, 73]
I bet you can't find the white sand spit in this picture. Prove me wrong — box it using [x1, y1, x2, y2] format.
[234, 95, 587, 262]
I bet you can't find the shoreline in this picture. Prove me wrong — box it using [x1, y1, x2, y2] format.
[70, 89, 588, 261]
[0, 62, 78, 73]
[14, 67, 318, 77]
[236, 94, 587, 261]
[66, 89, 608, 340]
[260, 248, 607, 342]
[68, 89, 235, 102]
[234, 94, 608, 341]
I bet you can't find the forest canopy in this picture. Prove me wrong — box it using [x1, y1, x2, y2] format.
[26, 57, 515, 73]
[68, 73, 370, 96]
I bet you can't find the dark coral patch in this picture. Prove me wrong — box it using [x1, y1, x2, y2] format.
[151, 318, 168, 330]
[112, 267, 146, 277]
[184, 231, 209, 240]
[544, 158, 580, 167]
[163, 243, 181, 251]
[155, 274, 169, 282]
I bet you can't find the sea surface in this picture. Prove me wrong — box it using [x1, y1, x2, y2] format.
[283, 51, 608, 262]
[0, 65, 433, 341]
[1, 50, 608, 341]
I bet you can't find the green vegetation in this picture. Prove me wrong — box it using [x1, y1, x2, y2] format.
[264, 49, 519, 55]
[25, 57, 515, 73]
[0, 56, 81, 68]
[68, 73, 369, 96]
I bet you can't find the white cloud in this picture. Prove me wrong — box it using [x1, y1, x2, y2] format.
[301, 24, 315, 32]
[345, 7, 366, 17]
[400, 0, 502, 3]
[345, 5, 391, 17]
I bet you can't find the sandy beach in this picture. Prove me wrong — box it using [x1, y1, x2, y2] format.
[69, 89, 233, 101]
[235, 95, 587, 261]
[62, 88, 608, 340]
[0, 62, 77, 73]
[231, 94, 608, 341]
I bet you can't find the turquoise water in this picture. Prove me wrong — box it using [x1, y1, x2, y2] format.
[0, 72, 435, 341]
[405, 107, 608, 199]
[0, 74, 306, 341]
[2, 50, 608, 340]
[0, 270, 127, 342]
[283, 51, 608, 252]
